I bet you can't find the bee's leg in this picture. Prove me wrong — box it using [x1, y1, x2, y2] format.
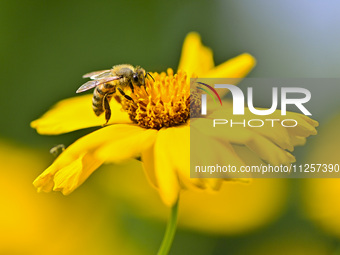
[117, 87, 134, 101]
[143, 85, 149, 96]
[103, 94, 112, 125]
[129, 82, 135, 93]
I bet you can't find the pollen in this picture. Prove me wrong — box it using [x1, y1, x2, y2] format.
[120, 69, 190, 129]
[189, 85, 202, 118]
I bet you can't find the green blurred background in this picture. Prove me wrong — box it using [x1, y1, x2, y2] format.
[1, 0, 340, 254]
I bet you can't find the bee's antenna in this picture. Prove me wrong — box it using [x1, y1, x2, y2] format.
[146, 72, 155, 82]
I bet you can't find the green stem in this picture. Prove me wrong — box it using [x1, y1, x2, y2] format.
[157, 198, 179, 255]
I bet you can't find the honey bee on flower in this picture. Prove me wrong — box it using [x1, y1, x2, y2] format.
[76, 64, 154, 124]
[31, 32, 320, 255]
[31, 32, 317, 207]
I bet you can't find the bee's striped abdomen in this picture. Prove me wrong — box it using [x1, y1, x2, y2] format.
[92, 83, 115, 116]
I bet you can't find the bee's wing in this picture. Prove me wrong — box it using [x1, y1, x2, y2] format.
[82, 70, 111, 79]
[92, 70, 114, 79]
[76, 76, 120, 93]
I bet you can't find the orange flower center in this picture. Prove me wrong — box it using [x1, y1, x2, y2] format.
[119, 69, 191, 129]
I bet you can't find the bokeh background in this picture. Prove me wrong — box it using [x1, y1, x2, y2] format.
[1, 0, 340, 254]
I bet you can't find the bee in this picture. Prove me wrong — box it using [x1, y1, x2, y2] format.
[76, 64, 153, 124]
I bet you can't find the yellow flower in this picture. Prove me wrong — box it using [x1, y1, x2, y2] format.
[0, 140, 140, 255]
[31, 32, 317, 206]
[301, 113, 340, 238]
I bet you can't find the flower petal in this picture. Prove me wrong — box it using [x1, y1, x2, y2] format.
[177, 32, 214, 77]
[160, 125, 206, 190]
[33, 124, 144, 195]
[154, 128, 180, 206]
[33, 168, 55, 193]
[95, 128, 158, 163]
[191, 126, 250, 181]
[208, 105, 293, 151]
[31, 95, 132, 135]
[268, 110, 319, 137]
[191, 134, 228, 190]
[33, 151, 104, 195]
[192, 118, 296, 166]
[141, 143, 158, 189]
[208, 106, 318, 152]
[203, 53, 256, 78]
[225, 129, 296, 165]
[53, 152, 103, 195]
[289, 136, 306, 147]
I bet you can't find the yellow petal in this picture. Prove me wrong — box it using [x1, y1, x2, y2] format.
[33, 168, 55, 193]
[249, 124, 293, 151]
[31, 95, 132, 135]
[286, 116, 318, 137]
[203, 53, 256, 78]
[34, 124, 144, 195]
[208, 106, 318, 151]
[141, 143, 158, 189]
[177, 32, 214, 77]
[154, 128, 180, 206]
[190, 134, 228, 190]
[192, 118, 296, 166]
[96, 128, 158, 163]
[267, 110, 318, 137]
[191, 126, 250, 181]
[55, 155, 83, 190]
[160, 126, 206, 190]
[33, 152, 104, 195]
[53, 152, 102, 195]
[289, 136, 306, 147]
[62, 124, 143, 152]
[208, 106, 293, 151]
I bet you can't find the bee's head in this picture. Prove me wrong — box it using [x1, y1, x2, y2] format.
[132, 66, 146, 87]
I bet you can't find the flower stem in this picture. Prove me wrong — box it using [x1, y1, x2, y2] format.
[157, 198, 179, 255]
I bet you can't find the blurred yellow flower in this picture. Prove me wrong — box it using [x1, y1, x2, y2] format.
[0, 140, 140, 255]
[302, 113, 340, 238]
